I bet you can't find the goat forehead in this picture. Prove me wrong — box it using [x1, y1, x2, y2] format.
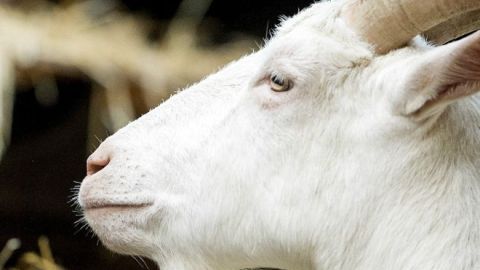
[275, 1, 343, 36]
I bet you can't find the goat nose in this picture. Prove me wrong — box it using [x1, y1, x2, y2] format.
[86, 153, 110, 176]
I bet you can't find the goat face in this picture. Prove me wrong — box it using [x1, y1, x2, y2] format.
[77, 1, 480, 269]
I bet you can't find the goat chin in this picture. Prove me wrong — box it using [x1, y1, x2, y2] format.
[77, 1, 480, 269]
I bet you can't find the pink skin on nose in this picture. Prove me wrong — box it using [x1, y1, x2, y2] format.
[86, 155, 110, 176]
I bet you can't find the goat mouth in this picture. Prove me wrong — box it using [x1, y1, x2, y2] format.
[83, 202, 153, 211]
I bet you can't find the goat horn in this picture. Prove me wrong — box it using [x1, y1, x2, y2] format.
[423, 9, 480, 45]
[342, 0, 480, 53]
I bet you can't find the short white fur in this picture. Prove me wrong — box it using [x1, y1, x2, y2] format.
[77, 1, 480, 269]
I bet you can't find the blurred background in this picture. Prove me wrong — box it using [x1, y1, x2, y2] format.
[0, 0, 310, 269]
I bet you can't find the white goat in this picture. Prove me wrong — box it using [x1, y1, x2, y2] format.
[77, 0, 480, 269]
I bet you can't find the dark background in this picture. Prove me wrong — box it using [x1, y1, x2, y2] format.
[0, 0, 311, 269]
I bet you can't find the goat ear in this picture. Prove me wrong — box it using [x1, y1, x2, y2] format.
[393, 31, 480, 120]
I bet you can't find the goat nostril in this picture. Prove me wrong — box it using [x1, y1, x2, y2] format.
[86, 156, 110, 176]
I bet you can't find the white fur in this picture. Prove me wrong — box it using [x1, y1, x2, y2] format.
[78, 1, 480, 269]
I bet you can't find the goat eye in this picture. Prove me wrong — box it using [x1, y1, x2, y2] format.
[269, 75, 292, 92]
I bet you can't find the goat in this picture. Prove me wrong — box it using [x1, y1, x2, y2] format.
[77, 0, 480, 269]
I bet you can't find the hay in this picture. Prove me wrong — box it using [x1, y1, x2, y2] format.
[0, 0, 255, 157]
[1, 236, 64, 270]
